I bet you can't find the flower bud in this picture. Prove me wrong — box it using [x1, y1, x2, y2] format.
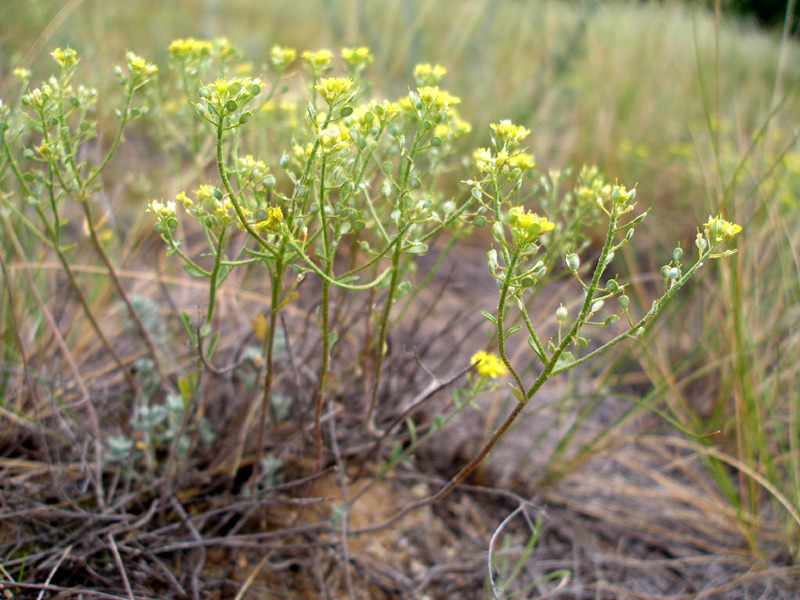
[673, 247, 683, 262]
[556, 305, 568, 321]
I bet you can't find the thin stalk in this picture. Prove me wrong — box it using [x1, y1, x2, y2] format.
[364, 119, 425, 431]
[250, 257, 285, 488]
[495, 249, 526, 396]
[313, 155, 333, 471]
[352, 206, 623, 534]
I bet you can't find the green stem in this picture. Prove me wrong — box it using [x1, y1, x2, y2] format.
[205, 224, 227, 328]
[365, 242, 402, 430]
[314, 155, 333, 470]
[250, 258, 285, 489]
[495, 249, 526, 396]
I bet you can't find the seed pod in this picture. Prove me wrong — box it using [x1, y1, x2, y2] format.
[565, 253, 580, 272]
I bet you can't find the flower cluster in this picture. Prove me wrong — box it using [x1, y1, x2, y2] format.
[21, 84, 54, 111]
[314, 77, 355, 104]
[211, 37, 238, 63]
[508, 206, 554, 245]
[197, 76, 262, 121]
[253, 206, 284, 232]
[341, 46, 373, 72]
[168, 38, 213, 64]
[146, 200, 178, 233]
[51, 47, 78, 70]
[414, 63, 447, 87]
[126, 52, 158, 80]
[270, 46, 297, 72]
[415, 86, 460, 113]
[12, 67, 31, 82]
[433, 110, 472, 143]
[490, 120, 530, 150]
[470, 351, 507, 379]
[317, 126, 350, 155]
[474, 120, 536, 178]
[705, 215, 742, 242]
[302, 49, 334, 77]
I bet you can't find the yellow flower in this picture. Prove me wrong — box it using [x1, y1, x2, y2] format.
[314, 77, 355, 103]
[270, 46, 296, 71]
[508, 152, 536, 171]
[470, 351, 507, 379]
[416, 86, 460, 112]
[176, 191, 193, 209]
[508, 207, 554, 244]
[302, 49, 334, 69]
[51, 47, 78, 69]
[146, 199, 177, 219]
[490, 120, 530, 150]
[317, 126, 349, 154]
[473, 148, 495, 173]
[414, 63, 447, 86]
[705, 216, 742, 241]
[434, 110, 472, 141]
[211, 37, 237, 62]
[341, 47, 373, 68]
[254, 206, 283, 232]
[126, 52, 158, 79]
[168, 38, 213, 62]
[12, 67, 31, 82]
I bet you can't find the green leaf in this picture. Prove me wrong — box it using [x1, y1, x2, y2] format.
[183, 263, 208, 278]
[504, 325, 522, 339]
[178, 376, 191, 402]
[481, 311, 498, 325]
[180, 311, 196, 346]
[402, 243, 428, 255]
[430, 413, 443, 433]
[554, 351, 574, 370]
[406, 418, 417, 445]
[207, 332, 219, 356]
[527, 335, 546, 361]
[395, 280, 412, 300]
[377, 272, 392, 289]
[389, 441, 403, 463]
